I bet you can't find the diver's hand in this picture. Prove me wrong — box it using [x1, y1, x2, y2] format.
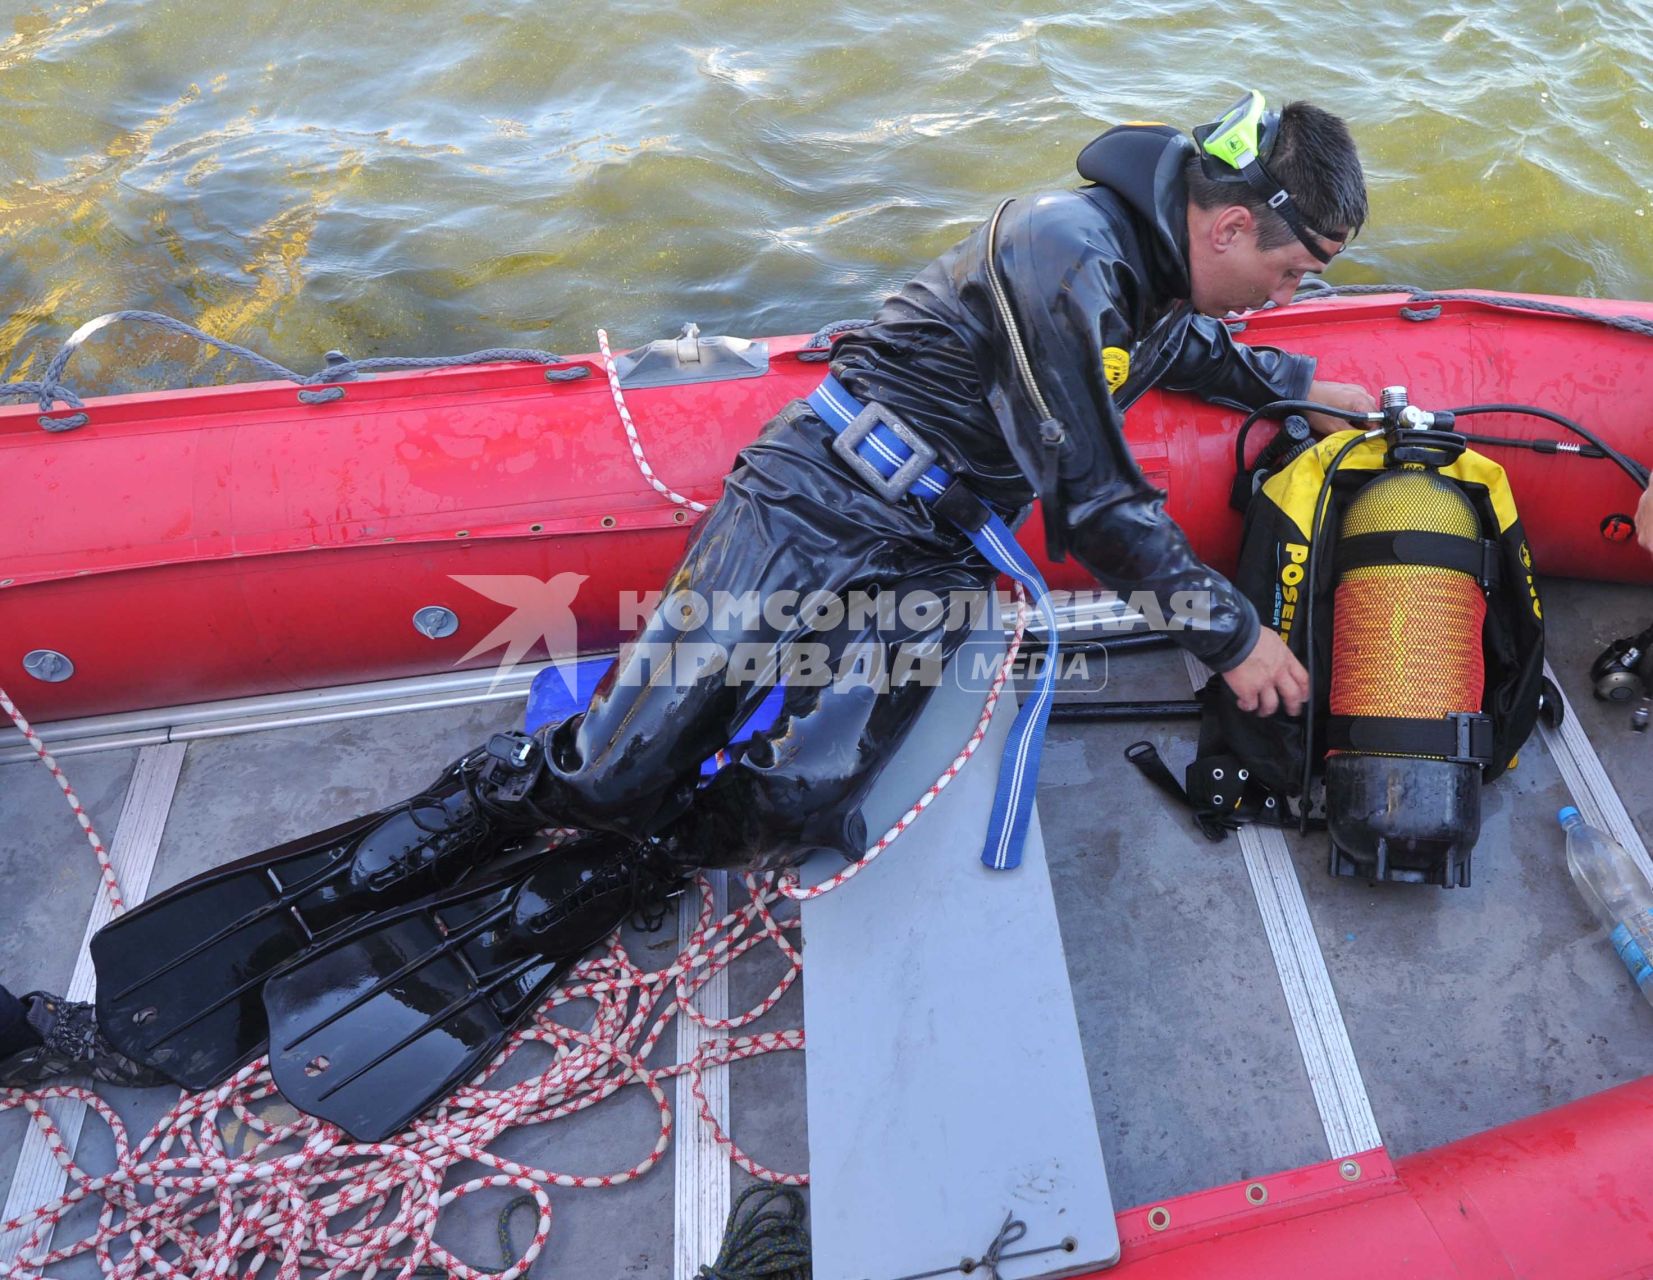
[1222, 628, 1309, 717]
[1305, 381, 1377, 436]
[1639, 483, 1653, 556]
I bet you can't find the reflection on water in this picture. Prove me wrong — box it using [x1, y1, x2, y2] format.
[4, 0, 1653, 395]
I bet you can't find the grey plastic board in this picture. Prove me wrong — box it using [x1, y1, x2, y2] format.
[799, 636, 1121, 1280]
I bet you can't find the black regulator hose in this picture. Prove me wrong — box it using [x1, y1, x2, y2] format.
[1456, 431, 1610, 461]
[1238, 399, 1650, 489]
[1447, 403, 1650, 489]
[1233, 399, 1378, 475]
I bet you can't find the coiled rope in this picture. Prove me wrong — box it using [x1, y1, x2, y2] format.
[694, 1185, 810, 1280]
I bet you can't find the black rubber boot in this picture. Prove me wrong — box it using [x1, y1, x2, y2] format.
[0, 993, 170, 1089]
[512, 834, 691, 961]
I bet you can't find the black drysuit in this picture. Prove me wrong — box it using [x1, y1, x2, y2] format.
[535, 123, 1317, 871]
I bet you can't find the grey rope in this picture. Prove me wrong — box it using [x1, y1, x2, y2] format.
[1, 309, 589, 432]
[696, 1185, 811, 1280]
[797, 319, 870, 363]
[411, 1193, 537, 1278]
[1296, 281, 1653, 339]
[878, 1212, 1076, 1280]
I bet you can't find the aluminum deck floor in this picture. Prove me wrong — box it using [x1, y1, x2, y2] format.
[2, 575, 1650, 1278]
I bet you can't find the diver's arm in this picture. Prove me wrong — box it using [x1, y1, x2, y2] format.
[1158, 312, 1316, 412]
[1061, 482, 1261, 671]
[1639, 483, 1653, 557]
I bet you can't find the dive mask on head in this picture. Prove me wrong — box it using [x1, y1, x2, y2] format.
[1191, 90, 1343, 264]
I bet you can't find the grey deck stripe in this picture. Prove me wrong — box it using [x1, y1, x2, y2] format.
[674, 871, 731, 1280]
[1184, 654, 1382, 1158]
[0, 741, 188, 1266]
[1539, 660, 1653, 879]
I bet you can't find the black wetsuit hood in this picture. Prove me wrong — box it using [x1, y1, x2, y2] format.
[1074, 123, 1197, 303]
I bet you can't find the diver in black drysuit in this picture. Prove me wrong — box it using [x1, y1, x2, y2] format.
[525, 120, 1340, 883]
[68, 104, 1373, 1104]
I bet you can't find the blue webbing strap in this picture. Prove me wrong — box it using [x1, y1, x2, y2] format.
[806, 375, 1059, 871]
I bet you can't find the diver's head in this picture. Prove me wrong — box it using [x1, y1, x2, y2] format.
[1185, 96, 1367, 316]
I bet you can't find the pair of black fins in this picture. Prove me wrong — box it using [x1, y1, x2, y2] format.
[91, 734, 661, 1141]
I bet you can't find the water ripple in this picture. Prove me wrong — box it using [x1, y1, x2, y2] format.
[4, 0, 1653, 392]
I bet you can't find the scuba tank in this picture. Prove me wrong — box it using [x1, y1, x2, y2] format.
[1324, 467, 1488, 887]
[1174, 385, 1544, 888]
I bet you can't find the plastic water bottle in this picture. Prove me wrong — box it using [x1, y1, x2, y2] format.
[1559, 806, 1653, 1005]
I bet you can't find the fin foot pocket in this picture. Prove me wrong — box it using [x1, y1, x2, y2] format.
[265, 834, 684, 1141]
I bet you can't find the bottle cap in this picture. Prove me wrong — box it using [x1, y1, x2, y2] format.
[1557, 805, 1581, 826]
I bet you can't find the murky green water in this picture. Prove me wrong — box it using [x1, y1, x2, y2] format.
[4, 0, 1653, 394]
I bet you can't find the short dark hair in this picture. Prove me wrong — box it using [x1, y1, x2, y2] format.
[1185, 101, 1368, 250]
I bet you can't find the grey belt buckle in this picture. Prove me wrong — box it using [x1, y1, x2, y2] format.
[831, 399, 938, 502]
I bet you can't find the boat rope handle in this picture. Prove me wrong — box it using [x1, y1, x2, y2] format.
[596, 327, 711, 513]
[1298, 280, 1653, 340]
[0, 310, 590, 432]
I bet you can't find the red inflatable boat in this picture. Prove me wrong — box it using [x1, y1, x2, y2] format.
[5, 288, 1650, 725]
[3, 288, 1653, 1277]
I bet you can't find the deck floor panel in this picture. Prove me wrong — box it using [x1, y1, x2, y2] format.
[1, 748, 141, 999]
[1037, 710, 1335, 1209]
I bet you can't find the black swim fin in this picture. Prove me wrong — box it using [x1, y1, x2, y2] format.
[92, 734, 558, 1090]
[264, 832, 684, 1142]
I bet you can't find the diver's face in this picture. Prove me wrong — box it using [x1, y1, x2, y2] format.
[1190, 204, 1343, 316]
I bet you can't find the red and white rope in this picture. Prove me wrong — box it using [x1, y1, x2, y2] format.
[596, 328, 710, 513]
[0, 684, 125, 914]
[0, 871, 808, 1279]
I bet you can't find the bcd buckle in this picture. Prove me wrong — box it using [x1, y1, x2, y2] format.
[831, 399, 938, 502]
